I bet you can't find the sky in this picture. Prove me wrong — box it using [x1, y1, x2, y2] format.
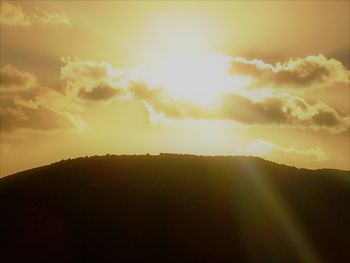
[0, 1, 349, 176]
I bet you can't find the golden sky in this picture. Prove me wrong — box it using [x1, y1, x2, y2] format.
[0, 1, 349, 176]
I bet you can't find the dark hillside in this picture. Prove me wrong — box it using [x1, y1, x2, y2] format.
[1, 154, 349, 262]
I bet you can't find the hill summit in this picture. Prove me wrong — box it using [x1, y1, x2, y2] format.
[1, 154, 349, 262]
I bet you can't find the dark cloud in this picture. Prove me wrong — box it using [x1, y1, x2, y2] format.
[312, 109, 342, 127]
[220, 95, 287, 124]
[78, 84, 121, 101]
[220, 95, 349, 132]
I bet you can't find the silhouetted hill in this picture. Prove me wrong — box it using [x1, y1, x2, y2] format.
[1, 154, 349, 262]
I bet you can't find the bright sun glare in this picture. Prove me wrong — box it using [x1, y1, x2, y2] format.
[158, 54, 231, 106]
[134, 11, 237, 106]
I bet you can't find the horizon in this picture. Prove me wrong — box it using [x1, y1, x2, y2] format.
[1, 1, 349, 176]
[3, 153, 349, 179]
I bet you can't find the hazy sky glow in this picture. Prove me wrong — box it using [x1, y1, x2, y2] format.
[0, 1, 349, 176]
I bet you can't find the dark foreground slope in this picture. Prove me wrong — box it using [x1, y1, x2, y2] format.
[1, 154, 349, 262]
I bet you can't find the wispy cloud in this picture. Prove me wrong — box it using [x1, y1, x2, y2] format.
[0, 1, 70, 27]
[229, 55, 349, 89]
[242, 139, 329, 162]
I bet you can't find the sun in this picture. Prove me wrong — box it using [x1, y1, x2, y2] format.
[131, 11, 233, 106]
[157, 54, 231, 106]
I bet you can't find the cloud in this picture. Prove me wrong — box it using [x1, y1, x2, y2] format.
[0, 1, 70, 27]
[129, 81, 217, 121]
[229, 55, 349, 89]
[221, 95, 287, 124]
[0, 65, 84, 133]
[0, 102, 74, 132]
[78, 84, 121, 101]
[31, 6, 70, 25]
[60, 58, 119, 84]
[136, 90, 349, 133]
[242, 139, 329, 162]
[59, 58, 213, 118]
[60, 58, 126, 102]
[128, 81, 349, 133]
[0, 65, 37, 91]
[58, 58, 348, 133]
[220, 94, 349, 133]
[0, 55, 348, 153]
[0, 1, 30, 26]
[0, 57, 327, 135]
